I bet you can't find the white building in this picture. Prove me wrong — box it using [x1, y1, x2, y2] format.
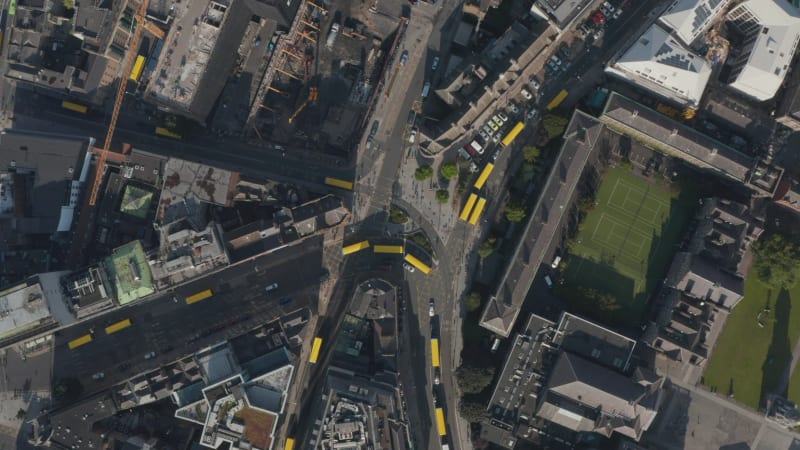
[606, 24, 712, 108]
[658, 0, 730, 46]
[726, 0, 800, 101]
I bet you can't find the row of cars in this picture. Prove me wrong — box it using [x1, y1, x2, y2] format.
[578, 1, 623, 42]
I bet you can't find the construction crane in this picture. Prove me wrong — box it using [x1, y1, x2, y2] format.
[88, 0, 150, 206]
[288, 87, 318, 124]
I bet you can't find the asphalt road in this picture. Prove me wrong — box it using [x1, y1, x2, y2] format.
[52, 236, 325, 392]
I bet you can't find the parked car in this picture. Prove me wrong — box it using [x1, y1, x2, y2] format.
[527, 108, 538, 120]
[594, 28, 605, 41]
[429, 299, 435, 317]
[521, 88, 533, 100]
[483, 124, 495, 136]
[488, 121, 499, 132]
[479, 130, 490, 142]
[403, 262, 415, 273]
[579, 22, 593, 37]
[550, 55, 562, 66]
[279, 296, 292, 305]
[612, 7, 622, 19]
[497, 112, 509, 122]
[602, 2, 615, 14]
[491, 115, 503, 127]
[144, 351, 156, 360]
[92, 372, 105, 381]
[399, 50, 409, 66]
[529, 77, 541, 92]
[408, 129, 417, 143]
[431, 56, 440, 71]
[509, 103, 520, 115]
[265, 283, 279, 292]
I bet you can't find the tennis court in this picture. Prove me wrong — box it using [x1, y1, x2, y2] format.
[563, 167, 695, 322]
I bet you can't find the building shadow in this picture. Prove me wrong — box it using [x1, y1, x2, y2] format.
[761, 287, 792, 408]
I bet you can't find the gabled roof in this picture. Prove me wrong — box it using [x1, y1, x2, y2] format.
[658, 0, 729, 46]
[608, 24, 712, 107]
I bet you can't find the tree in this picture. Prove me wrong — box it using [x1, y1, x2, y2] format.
[522, 161, 536, 173]
[465, 292, 482, 312]
[523, 146, 541, 163]
[558, 286, 622, 323]
[753, 234, 800, 287]
[478, 237, 497, 259]
[414, 165, 433, 181]
[389, 207, 408, 224]
[64, 0, 75, 9]
[436, 189, 450, 204]
[440, 162, 458, 180]
[456, 366, 495, 395]
[53, 378, 83, 405]
[459, 399, 487, 422]
[505, 202, 526, 223]
[542, 114, 568, 140]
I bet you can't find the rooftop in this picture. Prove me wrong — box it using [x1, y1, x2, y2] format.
[534, 0, 594, 27]
[600, 91, 755, 184]
[103, 240, 155, 305]
[658, 0, 730, 46]
[553, 312, 637, 372]
[607, 24, 712, 108]
[481, 111, 604, 337]
[158, 158, 238, 223]
[726, 0, 800, 101]
[0, 278, 52, 340]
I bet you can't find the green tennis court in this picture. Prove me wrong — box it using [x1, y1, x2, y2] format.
[562, 167, 696, 323]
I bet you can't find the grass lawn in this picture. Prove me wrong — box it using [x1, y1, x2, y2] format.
[705, 278, 800, 409]
[561, 167, 696, 324]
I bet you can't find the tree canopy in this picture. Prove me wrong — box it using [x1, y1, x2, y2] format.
[523, 146, 541, 163]
[505, 202, 526, 223]
[440, 162, 458, 180]
[456, 366, 495, 395]
[558, 286, 621, 323]
[542, 114, 568, 141]
[478, 237, 497, 259]
[436, 189, 450, 204]
[465, 292, 482, 312]
[415, 165, 434, 180]
[753, 234, 800, 287]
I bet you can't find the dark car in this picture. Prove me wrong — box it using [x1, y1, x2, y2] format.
[279, 296, 292, 305]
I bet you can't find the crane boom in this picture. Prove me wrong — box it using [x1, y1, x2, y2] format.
[88, 0, 150, 206]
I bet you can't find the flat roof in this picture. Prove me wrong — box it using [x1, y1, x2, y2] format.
[601, 91, 754, 183]
[0, 132, 88, 230]
[607, 24, 712, 108]
[553, 312, 636, 372]
[0, 278, 52, 339]
[158, 157, 237, 222]
[658, 0, 730, 46]
[727, 1, 800, 101]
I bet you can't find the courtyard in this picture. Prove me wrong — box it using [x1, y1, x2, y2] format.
[560, 166, 696, 324]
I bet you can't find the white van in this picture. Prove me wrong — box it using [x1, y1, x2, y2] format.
[551, 256, 561, 269]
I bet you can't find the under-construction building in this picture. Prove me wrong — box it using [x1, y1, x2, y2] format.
[145, 0, 301, 123]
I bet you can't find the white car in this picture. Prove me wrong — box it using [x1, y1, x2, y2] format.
[497, 112, 509, 122]
[92, 372, 105, 381]
[602, 1, 615, 14]
[403, 262, 415, 273]
[483, 125, 495, 136]
[491, 115, 503, 127]
[521, 88, 533, 100]
[408, 129, 417, 143]
[144, 351, 156, 360]
[431, 56, 440, 71]
[428, 299, 435, 317]
[479, 130, 489, 142]
[529, 77, 541, 92]
[265, 283, 279, 292]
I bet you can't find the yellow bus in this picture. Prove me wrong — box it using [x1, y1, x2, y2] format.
[459, 193, 478, 222]
[435, 408, 447, 436]
[373, 245, 404, 254]
[105, 318, 132, 335]
[501, 122, 525, 147]
[130, 55, 146, 82]
[474, 163, 494, 190]
[403, 253, 431, 275]
[62, 101, 88, 114]
[186, 289, 213, 305]
[325, 177, 354, 191]
[431, 338, 440, 368]
[156, 127, 183, 139]
[68, 334, 93, 350]
[284, 438, 295, 450]
[342, 240, 370, 255]
[468, 197, 487, 225]
[546, 89, 568, 111]
[309, 337, 323, 363]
